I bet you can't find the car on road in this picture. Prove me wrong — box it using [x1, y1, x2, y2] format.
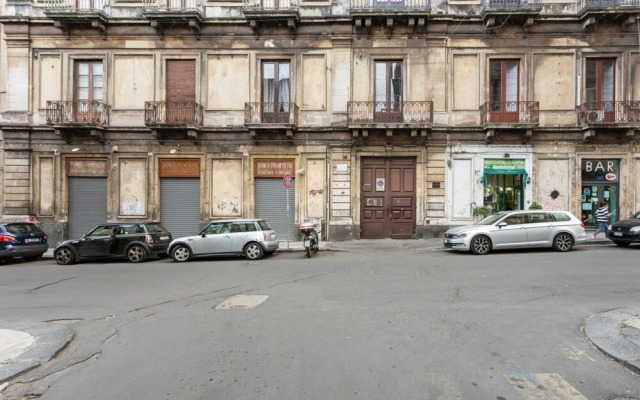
[168, 218, 278, 262]
[443, 210, 587, 255]
[0, 222, 48, 261]
[609, 211, 640, 247]
[54, 222, 172, 265]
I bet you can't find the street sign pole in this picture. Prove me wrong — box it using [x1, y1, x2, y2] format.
[283, 174, 293, 249]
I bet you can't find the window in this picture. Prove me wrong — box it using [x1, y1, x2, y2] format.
[489, 59, 519, 122]
[374, 61, 403, 122]
[504, 214, 526, 225]
[586, 58, 615, 121]
[75, 60, 104, 123]
[262, 61, 291, 123]
[528, 213, 549, 223]
[550, 213, 571, 222]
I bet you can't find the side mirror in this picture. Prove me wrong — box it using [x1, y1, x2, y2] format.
[497, 222, 507, 228]
[201, 233, 206, 238]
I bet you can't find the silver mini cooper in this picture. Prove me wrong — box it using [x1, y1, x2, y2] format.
[168, 218, 279, 262]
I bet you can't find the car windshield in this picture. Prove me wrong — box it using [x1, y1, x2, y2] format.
[257, 220, 272, 231]
[145, 223, 168, 233]
[4, 223, 42, 234]
[474, 214, 505, 225]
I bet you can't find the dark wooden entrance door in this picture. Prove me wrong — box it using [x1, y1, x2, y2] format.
[361, 157, 416, 239]
[166, 60, 196, 123]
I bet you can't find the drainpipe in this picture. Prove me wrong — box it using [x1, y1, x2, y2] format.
[325, 144, 331, 242]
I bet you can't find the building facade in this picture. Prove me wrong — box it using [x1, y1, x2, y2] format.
[0, 0, 639, 244]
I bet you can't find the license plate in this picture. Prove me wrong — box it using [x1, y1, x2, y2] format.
[25, 238, 40, 243]
[160, 236, 169, 240]
[304, 239, 311, 247]
[612, 232, 622, 237]
[444, 239, 450, 244]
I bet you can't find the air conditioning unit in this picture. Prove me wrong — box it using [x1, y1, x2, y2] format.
[586, 109, 603, 123]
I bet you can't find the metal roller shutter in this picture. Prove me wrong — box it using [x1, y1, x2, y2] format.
[161, 178, 200, 239]
[68, 177, 108, 239]
[255, 178, 295, 241]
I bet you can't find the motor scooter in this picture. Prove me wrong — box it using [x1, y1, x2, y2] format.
[299, 222, 319, 258]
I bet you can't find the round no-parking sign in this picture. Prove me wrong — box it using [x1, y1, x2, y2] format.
[283, 174, 293, 189]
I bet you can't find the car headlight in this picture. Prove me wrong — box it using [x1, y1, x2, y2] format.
[630, 226, 640, 234]
[450, 233, 468, 239]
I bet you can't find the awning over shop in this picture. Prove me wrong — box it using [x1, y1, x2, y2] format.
[483, 168, 528, 187]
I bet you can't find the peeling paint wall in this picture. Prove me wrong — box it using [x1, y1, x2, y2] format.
[305, 158, 325, 218]
[211, 158, 242, 218]
[536, 158, 571, 211]
[118, 158, 148, 216]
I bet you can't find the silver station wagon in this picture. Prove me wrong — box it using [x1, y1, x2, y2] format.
[168, 218, 279, 262]
[443, 210, 587, 255]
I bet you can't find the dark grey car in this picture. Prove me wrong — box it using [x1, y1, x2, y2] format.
[0, 222, 48, 261]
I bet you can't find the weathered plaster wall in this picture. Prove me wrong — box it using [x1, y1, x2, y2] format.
[113, 55, 154, 110]
[210, 158, 242, 218]
[536, 158, 571, 210]
[38, 156, 55, 216]
[304, 158, 325, 218]
[118, 158, 148, 217]
[38, 55, 61, 110]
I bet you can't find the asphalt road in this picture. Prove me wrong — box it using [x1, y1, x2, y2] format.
[1, 243, 640, 400]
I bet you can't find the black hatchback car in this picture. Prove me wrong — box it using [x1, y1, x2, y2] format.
[54, 223, 172, 265]
[0, 222, 48, 261]
[609, 211, 640, 247]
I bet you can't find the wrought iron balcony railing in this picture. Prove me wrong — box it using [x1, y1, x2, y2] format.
[577, 101, 640, 124]
[480, 101, 539, 124]
[144, 101, 203, 125]
[482, 0, 542, 9]
[242, 0, 298, 12]
[142, 0, 203, 12]
[351, 0, 431, 10]
[43, 0, 109, 12]
[581, 0, 640, 8]
[46, 101, 110, 126]
[244, 102, 299, 125]
[347, 101, 433, 124]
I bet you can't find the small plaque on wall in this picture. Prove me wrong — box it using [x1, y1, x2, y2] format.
[432, 182, 441, 188]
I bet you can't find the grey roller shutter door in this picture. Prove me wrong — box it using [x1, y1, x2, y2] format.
[68, 177, 108, 239]
[161, 178, 200, 239]
[255, 178, 295, 241]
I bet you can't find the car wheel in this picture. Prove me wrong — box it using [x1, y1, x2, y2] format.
[55, 248, 75, 265]
[171, 245, 191, 262]
[244, 242, 264, 260]
[552, 233, 574, 252]
[470, 235, 491, 255]
[613, 241, 631, 247]
[127, 245, 147, 263]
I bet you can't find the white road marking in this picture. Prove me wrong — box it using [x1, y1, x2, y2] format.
[507, 373, 588, 400]
[214, 294, 269, 310]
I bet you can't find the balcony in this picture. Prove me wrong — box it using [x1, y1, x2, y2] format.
[242, 0, 300, 33]
[577, 101, 640, 139]
[142, 0, 204, 39]
[244, 102, 299, 137]
[351, 0, 431, 34]
[480, 101, 539, 140]
[46, 100, 111, 142]
[43, 0, 110, 37]
[580, 0, 640, 29]
[145, 101, 203, 141]
[480, 0, 542, 30]
[347, 101, 433, 137]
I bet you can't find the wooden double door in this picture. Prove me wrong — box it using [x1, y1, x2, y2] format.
[361, 157, 416, 239]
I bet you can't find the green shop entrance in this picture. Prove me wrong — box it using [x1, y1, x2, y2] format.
[482, 159, 528, 212]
